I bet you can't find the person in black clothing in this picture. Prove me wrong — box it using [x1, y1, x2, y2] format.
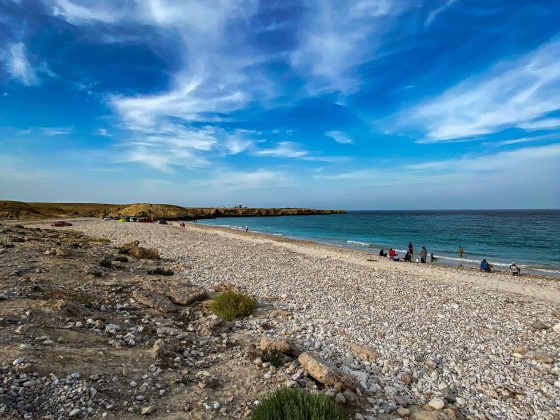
[408, 241, 414, 257]
[430, 253, 437, 262]
[403, 251, 412, 262]
[379, 249, 387, 257]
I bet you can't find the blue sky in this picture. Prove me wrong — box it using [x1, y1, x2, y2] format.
[1, 0, 559, 209]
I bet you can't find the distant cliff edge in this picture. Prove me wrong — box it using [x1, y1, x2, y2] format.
[0, 201, 346, 221]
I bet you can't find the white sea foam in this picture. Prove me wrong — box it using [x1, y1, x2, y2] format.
[346, 240, 371, 246]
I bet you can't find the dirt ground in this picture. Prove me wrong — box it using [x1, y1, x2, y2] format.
[0, 224, 316, 419]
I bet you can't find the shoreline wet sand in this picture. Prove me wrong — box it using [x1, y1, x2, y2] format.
[21, 218, 560, 419]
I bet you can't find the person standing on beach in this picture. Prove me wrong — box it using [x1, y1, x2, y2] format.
[408, 242, 414, 257]
[245, 226, 248, 232]
[420, 246, 428, 263]
[459, 244, 464, 258]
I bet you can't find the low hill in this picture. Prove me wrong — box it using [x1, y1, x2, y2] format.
[0, 201, 345, 221]
[0, 201, 124, 220]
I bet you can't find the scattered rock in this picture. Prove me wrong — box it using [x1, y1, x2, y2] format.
[400, 373, 413, 385]
[132, 290, 177, 313]
[298, 352, 359, 390]
[141, 406, 156, 415]
[349, 342, 378, 362]
[530, 354, 554, 364]
[428, 397, 446, 410]
[530, 320, 548, 330]
[411, 408, 465, 420]
[397, 407, 411, 417]
[260, 336, 301, 356]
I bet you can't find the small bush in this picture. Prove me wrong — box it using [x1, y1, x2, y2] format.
[252, 387, 346, 420]
[208, 291, 257, 321]
[99, 259, 112, 269]
[261, 348, 285, 368]
[117, 247, 129, 255]
[147, 267, 174, 276]
[113, 256, 128, 263]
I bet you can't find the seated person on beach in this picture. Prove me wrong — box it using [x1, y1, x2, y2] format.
[430, 253, 437, 262]
[403, 251, 411, 262]
[480, 259, 492, 272]
[389, 248, 399, 261]
[379, 249, 387, 257]
[510, 262, 521, 276]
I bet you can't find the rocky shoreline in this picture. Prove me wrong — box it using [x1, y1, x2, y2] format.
[1, 221, 559, 419]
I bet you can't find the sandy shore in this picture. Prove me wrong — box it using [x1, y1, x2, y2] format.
[28, 219, 560, 418]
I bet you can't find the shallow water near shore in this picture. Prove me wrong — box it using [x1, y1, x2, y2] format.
[199, 209, 560, 276]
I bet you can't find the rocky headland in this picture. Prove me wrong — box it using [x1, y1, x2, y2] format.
[0, 201, 345, 222]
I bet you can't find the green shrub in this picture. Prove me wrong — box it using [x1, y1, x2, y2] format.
[147, 267, 174, 276]
[113, 256, 128, 263]
[252, 387, 346, 420]
[261, 348, 285, 368]
[208, 291, 256, 321]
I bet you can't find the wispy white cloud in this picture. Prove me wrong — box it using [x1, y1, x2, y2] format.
[424, 0, 458, 27]
[45, 1, 283, 170]
[41, 126, 73, 136]
[6, 43, 38, 86]
[517, 118, 560, 131]
[188, 169, 294, 190]
[291, 0, 420, 94]
[96, 128, 111, 137]
[326, 130, 353, 144]
[403, 38, 560, 141]
[253, 141, 309, 159]
[50, 0, 123, 24]
[318, 144, 560, 185]
[117, 123, 218, 171]
[490, 133, 559, 147]
[222, 133, 254, 155]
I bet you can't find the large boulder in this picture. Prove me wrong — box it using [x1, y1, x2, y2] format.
[260, 336, 301, 356]
[121, 241, 159, 260]
[298, 352, 359, 390]
[132, 290, 176, 313]
[143, 279, 207, 306]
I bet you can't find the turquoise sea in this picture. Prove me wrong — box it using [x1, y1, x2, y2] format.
[198, 210, 560, 276]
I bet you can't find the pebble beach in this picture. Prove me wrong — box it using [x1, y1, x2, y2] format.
[39, 219, 560, 419]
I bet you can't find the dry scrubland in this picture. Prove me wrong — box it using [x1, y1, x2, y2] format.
[1, 219, 559, 419]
